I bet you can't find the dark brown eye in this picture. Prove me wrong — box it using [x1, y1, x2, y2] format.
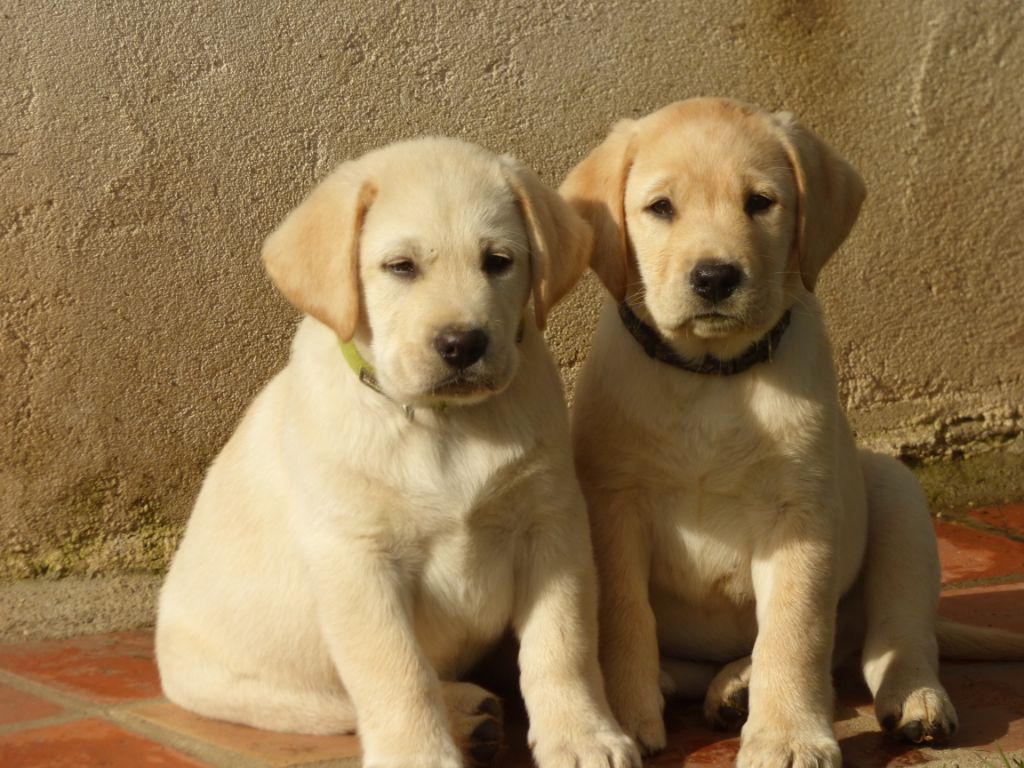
[384, 258, 417, 278]
[483, 252, 513, 276]
[745, 193, 775, 216]
[646, 197, 675, 219]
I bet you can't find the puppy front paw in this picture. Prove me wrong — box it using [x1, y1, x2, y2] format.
[618, 708, 666, 757]
[703, 657, 752, 731]
[878, 685, 958, 745]
[533, 725, 641, 768]
[443, 681, 504, 767]
[737, 721, 840, 768]
[704, 683, 748, 731]
[608, 682, 666, 755]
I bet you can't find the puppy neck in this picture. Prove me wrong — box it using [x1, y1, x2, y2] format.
[339, 335, 422, 419]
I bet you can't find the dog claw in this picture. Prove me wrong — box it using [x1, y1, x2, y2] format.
[882, 710, 956, 745]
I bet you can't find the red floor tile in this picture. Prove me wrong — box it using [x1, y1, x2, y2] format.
[0, 632, 160, 703]
[0, 682, 64, 726]
[0, 505, 1019, 768]
[934, 519, 1024, 586]
[127, 701, 360, 766]
[0, 718, 207, 768]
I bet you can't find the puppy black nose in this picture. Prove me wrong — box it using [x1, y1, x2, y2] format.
[433, 326, 488, 369]
[690, 260, 744, 303]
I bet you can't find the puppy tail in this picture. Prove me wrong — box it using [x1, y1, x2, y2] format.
[937, 618, 1024, 661]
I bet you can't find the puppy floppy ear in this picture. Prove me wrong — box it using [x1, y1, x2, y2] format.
[558, 120, 636, 301]
[771, 112, 866, 291]
[501, 157, 593, 330]
[261, 164, 377, 341]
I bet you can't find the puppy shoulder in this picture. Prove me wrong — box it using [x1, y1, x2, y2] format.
[748, 299, 847, 456]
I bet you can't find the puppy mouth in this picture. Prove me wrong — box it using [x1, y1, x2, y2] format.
[672, 312, 742, 331]
[428, 373, 499, 399]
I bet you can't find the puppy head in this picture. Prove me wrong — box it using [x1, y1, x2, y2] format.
[262, 137, 589, 406]
[561, 98, 865, 350]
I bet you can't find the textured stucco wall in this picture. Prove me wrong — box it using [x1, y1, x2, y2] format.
[2, 0, 1022, 579]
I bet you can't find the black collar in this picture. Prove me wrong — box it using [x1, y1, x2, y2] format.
[617, 302, 791, 376]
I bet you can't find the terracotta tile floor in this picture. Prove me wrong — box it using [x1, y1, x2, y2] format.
[1, 503, 1022, 768]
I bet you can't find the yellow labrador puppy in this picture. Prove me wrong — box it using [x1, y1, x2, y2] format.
[157, 138, 639, 768]
[561, 99, 1024, 767]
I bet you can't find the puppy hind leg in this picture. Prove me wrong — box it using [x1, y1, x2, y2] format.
[163, 657, 503, 765]
[441, 681, 504, 768]
[859, 451, 957, 744]
[160, 656, 357, 735]
[659, 656, 753, 731]
[701, 656, 752, 731]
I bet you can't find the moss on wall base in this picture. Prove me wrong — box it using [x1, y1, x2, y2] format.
[855, 408, 1023, 511]
[2, 523, 182, 580]
[913, 440, 1024, 513]
[1, 472, 183, 580]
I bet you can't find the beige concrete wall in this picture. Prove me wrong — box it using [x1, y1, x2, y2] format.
[2, 0, 1022, 579]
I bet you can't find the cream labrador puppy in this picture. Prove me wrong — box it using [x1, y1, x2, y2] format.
[561, 99, 1024, 768]
[156, 137, 639, 768]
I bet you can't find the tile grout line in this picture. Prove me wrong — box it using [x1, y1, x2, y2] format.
[0, 668, 269, 768]
[0, 711, 86, 738]
[0, 667, 120, 715]
[106, 704, 364, 768]
[935, 509, 1024, 544]
[107, 707, 278, 768]
[108, 703, 365, 768]
[0, 665, 363, 768]
[941, 573, 1024, 590]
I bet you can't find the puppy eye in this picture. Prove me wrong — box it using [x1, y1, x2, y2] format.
[744, 193, 775, 216]
[383, 258, 417, 278]
[482, 252, 513, 276]
[645, 198, 675, 219]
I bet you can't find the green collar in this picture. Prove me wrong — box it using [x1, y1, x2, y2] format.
[339, 338, 440, 418]
[339, 337, 383, 394]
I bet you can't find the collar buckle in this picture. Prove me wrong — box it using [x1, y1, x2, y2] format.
[341, 339, 417, 419]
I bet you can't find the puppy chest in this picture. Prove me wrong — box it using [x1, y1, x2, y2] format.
[415, 528, 518, 639]
[649, 494, 758, 605]
[671, 419, 784, 487]
[644, 375, 812, 477]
